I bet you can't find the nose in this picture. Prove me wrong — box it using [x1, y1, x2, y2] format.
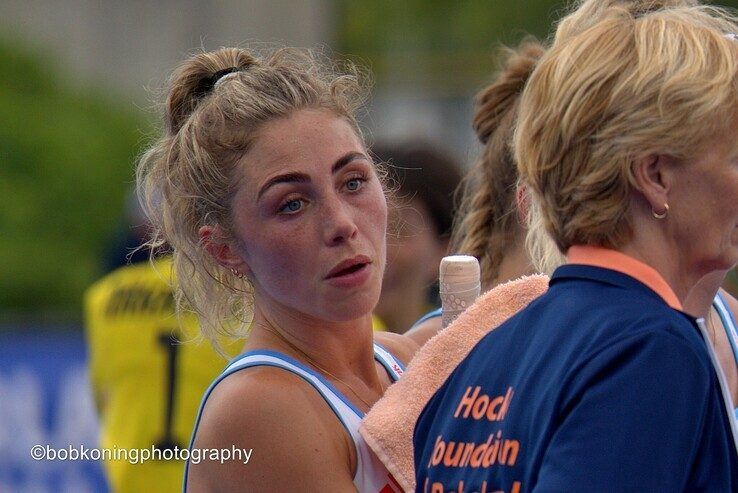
[322, 197, 358, 246]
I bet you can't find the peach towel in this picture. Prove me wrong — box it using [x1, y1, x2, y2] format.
[361, 275, 549, 492]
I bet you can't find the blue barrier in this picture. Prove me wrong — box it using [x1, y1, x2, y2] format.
[0, 329, 108, 492]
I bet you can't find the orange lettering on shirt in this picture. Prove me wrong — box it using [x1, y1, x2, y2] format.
[472, 394, 490, 419]
[454, 386, 481, 418]
[499, 387, 514, 421]
[430, 435, 445, 467]
[443, 442, 464, 467]
[500, 440, 520, 466]
[486, 396, 504, 420]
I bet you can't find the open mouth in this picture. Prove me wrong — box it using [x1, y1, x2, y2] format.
[331, 263, 367, 277]
[326, 255, 372, 279]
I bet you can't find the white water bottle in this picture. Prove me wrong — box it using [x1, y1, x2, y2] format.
[439, 255, 481, 328]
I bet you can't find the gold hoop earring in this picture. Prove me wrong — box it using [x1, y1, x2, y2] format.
[652, 203, 669, 220]
[230, 268, 244, 279]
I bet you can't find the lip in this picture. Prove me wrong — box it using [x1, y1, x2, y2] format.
[325, 255, 372, 279]
[325, 255, 372, 288]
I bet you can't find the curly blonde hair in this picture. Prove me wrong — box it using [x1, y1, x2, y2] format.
[136, 47, 372, 350]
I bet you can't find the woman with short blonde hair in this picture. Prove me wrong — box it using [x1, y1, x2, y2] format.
[414, 2, 738, 490]
[517, 5, 738, 257]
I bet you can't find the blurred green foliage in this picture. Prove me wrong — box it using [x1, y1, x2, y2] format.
[338, 0, 738, 93]
[0, 37, 149, 314]
[337, 0, 568, 93]
[3, 2, 738, 314]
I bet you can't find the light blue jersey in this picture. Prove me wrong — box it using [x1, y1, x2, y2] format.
[714, 292, 738, 420]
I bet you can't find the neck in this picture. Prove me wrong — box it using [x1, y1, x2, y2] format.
[245, 297, 379, 383]
[620, 206, 709, 305]
[684, 270, 728, 318]
[620, 243, 700, 305]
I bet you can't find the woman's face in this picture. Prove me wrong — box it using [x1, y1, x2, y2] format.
[229, 108, 388, 322]
[667, 128, 738, 273]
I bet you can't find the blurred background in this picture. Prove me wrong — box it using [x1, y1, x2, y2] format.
[2, 1, 738, 491]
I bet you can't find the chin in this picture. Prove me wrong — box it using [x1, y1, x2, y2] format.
[323, 294, 379, 323]
[703, 252, 738, 275]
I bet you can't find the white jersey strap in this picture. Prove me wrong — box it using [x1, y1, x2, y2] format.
[373, 342, 405, 381]
[217, 349, 363, 423]
[713, 292, 738, 421]
[695, 317, 738, 455]
[714, 293, 738, 366]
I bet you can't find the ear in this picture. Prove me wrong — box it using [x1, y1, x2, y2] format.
[631, 154, 671, 212]
[198, 224, 250, 275]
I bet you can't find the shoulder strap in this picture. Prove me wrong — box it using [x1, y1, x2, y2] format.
[714, 293, 738, 365]
[373, 343, 405, 381]
[694, 318, 738, 456]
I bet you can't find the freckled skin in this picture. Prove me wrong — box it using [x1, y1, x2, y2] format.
[231, 108, 388, 323]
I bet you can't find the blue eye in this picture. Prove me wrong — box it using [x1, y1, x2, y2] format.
[279, 199, 303, 214]
[346, 178, 363, 191]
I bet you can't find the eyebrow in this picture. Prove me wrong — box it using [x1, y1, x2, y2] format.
[256, 151, 368, 200]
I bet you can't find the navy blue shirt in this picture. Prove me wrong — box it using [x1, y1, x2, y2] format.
[413, 265, 737, 492]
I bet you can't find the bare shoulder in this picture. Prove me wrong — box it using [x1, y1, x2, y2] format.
[186, 366, 356, 492]
[374, 331, 420, 365]
[403, 315, 444, 347]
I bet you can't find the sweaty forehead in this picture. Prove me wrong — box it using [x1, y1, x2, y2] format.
[251, 109, 361, 165]
[233, 108, 365, 198]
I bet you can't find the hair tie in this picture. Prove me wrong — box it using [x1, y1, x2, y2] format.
[192, 67, 241, 100]
[212, 67, 241, 88]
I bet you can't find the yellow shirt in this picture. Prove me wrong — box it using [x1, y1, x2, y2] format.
[371, 314, 387, 332]
[84, 257, 240, 493]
